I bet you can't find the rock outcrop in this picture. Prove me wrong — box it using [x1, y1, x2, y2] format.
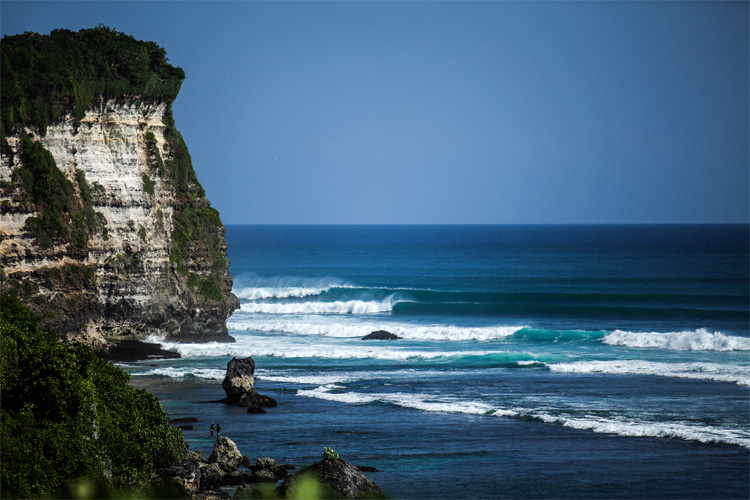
[1, 68, 238, 346]
[362, 330, 402, 340]
[208, 437, 243, 473]
[277, 458, 384, 500]
[222, 357, 277, 410]
[154, 438, 382, 499]
[222, 357, 256, 403]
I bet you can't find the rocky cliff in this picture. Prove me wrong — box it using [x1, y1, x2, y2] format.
[0, 28, 238, 346]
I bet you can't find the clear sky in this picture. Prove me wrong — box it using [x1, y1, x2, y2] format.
[2, 1, 748, 224]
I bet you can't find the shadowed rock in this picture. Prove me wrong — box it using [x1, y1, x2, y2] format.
[222, 357, 256, 403]
[362, 330, 402, 340]
[277, 458, 384, 499]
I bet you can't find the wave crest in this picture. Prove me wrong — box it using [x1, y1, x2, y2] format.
[548, 360, 750, 386]
[603, 329, 750, 351]
[239, 296, 400, 315]
[233, 273, 354, 301]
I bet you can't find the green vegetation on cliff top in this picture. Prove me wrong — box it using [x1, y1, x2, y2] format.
[1, 25, 184, 136]
[0, 293, 187, 498]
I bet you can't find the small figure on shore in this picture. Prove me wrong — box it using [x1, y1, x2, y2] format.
[210, 422, 215, 437]
[216, 423, 222, 438]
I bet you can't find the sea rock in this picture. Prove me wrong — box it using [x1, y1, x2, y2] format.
[361, 330, 402, 340]
[250, 469, 279, 484]
[222, 470, 252, 485]
[222, 357, 278, 409]
[239, 390, 277, 408]
[222, 357, 256, 403]
[209, 437, 244, 473]
[252, 457, 289, 480]
[277, 458, 384, 499]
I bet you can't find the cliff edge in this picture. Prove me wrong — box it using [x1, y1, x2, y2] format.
[0, 27, 239, 346]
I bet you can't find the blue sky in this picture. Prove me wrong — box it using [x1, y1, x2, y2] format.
[2, 1, 748, 224]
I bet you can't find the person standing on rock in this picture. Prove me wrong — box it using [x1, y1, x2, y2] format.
[216, 423, 222, 437]
[210, 422, 215, 437]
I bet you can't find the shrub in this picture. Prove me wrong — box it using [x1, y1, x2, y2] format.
[0, 293, 187, 498]
[142, 172, 156, 196]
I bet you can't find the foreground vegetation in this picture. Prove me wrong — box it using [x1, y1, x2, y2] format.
[0, 293, 187, 498]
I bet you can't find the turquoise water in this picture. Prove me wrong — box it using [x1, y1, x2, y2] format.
[126, 225, 749, 499]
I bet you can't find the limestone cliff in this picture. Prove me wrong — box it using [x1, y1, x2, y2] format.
[0, 28, 238, 345]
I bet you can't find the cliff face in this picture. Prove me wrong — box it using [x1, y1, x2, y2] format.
[0, 95, 239, 345]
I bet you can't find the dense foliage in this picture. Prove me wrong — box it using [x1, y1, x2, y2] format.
[1, 25, 184, 137]
[15, 135, 107, 249]
[0, 293, 187, 498]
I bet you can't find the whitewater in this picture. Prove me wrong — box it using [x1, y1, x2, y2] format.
[126, 225, 749, 499]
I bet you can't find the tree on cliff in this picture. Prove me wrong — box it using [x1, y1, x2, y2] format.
[0, 293, 187, 498]
[1, 24, 185, 137]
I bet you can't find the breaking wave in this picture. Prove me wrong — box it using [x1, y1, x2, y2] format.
[602, 329, 750, 351]
[548, 360, 750, 386]
[296, 385, 750, 448]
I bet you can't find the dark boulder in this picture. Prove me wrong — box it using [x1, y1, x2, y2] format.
[222, 357, 256, 403]
[252, 457, 289, 481]
[249, 469, 278, 484]
[277, 458, 384, 499]
[223, 470, 252, 485]
[239, 390, 277, 408]
[198, 463, 224, 491]
[361, 330, 401, 340]
[222, 357, 277, 408]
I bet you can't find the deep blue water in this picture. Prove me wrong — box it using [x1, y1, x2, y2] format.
[127, 225, 749, 499]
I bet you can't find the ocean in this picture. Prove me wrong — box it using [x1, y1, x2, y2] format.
[126, 224, 750, 499]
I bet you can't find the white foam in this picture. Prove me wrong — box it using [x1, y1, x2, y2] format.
[548, 360, 750, 386]
[603, 329, 750, 351]
[236, 287, 334, 301]
[233, 273, 353, 297]
[297, 386, 378, 404]
[227, 317, 525, 341]
[532, 413, 750, 449]
[296, 384, 750, 448]
[297, 385, 495, 415]
[130, 366, 226, 380]
[256, 373, 357, 385]
[239, 297, 398, 315]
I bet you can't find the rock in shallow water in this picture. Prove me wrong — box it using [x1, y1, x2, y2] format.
[222, 357, 277, 408]
[222, 357, 256, 403]
[361, 330, 402, 340]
